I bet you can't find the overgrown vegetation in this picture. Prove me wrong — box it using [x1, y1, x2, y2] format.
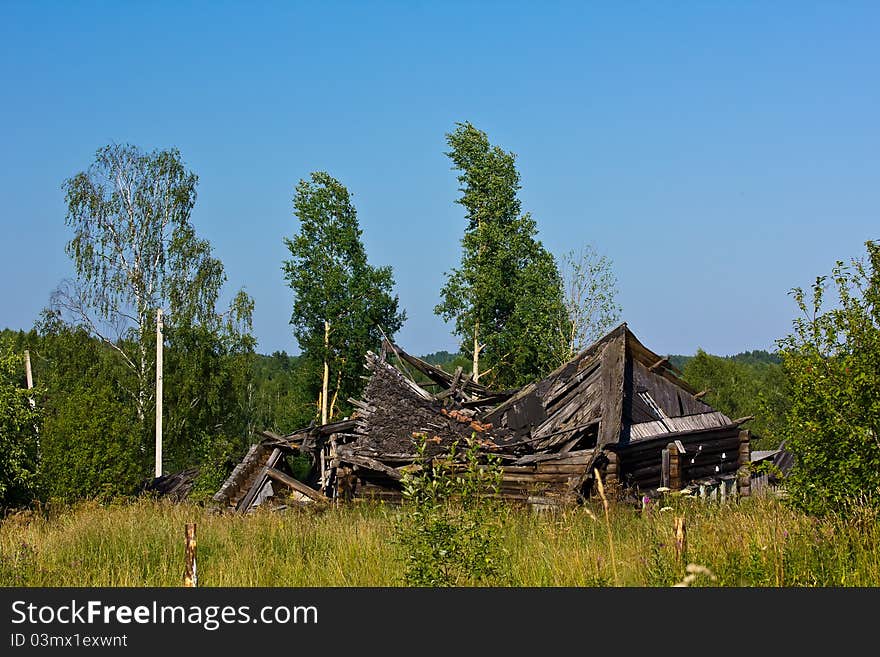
[394, 435, 506, 586]
[2, 496, 879, 586]
[778, 240, 880, 515]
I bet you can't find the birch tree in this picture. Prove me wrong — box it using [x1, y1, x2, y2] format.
[56, 144, 250, 429]
[283, 172, 405, 424]
[559, 244, 622, 359]
[436, 122, 570, 388]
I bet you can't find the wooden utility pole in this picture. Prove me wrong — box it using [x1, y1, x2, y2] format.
[321, 320, 330, 425]
[155, 309, 164, 479]
[24, 350, 35, 409]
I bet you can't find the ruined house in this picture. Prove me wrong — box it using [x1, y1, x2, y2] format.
[213, 323, 753, 512]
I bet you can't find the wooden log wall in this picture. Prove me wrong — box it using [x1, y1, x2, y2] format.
[737, 429, 751, 497]
[610, 425, 744, 491]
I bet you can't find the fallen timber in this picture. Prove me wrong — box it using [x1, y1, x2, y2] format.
[214, 323, 754, 512]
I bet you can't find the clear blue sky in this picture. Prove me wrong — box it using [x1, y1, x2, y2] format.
[1, 1, 877, 357]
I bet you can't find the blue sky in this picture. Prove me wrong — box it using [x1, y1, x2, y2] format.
[1, 1, 877, 357]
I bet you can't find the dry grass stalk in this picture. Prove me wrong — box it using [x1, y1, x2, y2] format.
[594, 468, 619, 586]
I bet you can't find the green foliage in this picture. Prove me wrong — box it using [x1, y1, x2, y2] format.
[777, 240, 880, 515]
[682, 349, 791, 450]
[420, 350, 460, 367]
[249, 351, 316, 433]
[23, 317, 146, 501]
[395, 434, 507, 586]
[436, 122, 570, 388]
[283, 171, 405, 421]
[671, 349, 781, 371]
[51, 143, 258, 498]
[0, 345, 41, 507]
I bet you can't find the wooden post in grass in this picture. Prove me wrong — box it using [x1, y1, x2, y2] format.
[737, 429, 751, 498]
[605, 451, 619, 487]
[661, 447, 670, 488]
[184, 523, 197, 587]
[667, 442, 681, 491]
[673, 516, 687, 562]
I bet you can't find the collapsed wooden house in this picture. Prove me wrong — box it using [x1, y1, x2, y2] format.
[214, 323, 754, 512]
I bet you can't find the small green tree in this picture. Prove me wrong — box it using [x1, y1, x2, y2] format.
[777, 240, 880, 514]
[283, 172, 405, 424]
[0, 346, 40, 507]
[436, 122, 570, 388]
[395, 434, 506, 586]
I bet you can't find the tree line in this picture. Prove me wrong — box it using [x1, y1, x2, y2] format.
[0, 122, 878, 516]
[0, 123, 621, 506]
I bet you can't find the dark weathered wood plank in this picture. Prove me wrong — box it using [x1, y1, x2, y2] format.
[598, 333, 625, 446]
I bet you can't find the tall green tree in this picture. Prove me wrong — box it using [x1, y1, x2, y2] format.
[283, 172, 405, 424]
[777, 240, 880, 515]
[436, 122, 570, 388]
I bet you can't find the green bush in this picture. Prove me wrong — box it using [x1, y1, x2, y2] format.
[394, 434, 507, 586]
[778, 240, 880, 515]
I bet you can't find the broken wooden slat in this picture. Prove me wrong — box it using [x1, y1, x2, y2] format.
[598, 332, 626, 446]
[235, 448, 282, 512]
[265, 467, 328, 503]
[648, 357, 669, 372]
[338, 451, 403, 481]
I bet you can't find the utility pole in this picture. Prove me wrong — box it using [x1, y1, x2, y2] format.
[155, 308, 164, 478]
[24, 350, 35, 408]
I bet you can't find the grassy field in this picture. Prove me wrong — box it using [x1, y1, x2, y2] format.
[1, 495, 878, 586]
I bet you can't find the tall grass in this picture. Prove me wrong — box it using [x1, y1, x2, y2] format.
[1, 495, 878, 586]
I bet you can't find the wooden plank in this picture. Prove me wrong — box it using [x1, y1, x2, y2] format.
[513, 449, 596, 466]
[265, 467, 329, 503]
[648, 357, 669, 372]
[534, 464, 590, 475]
[340, 453, 403, 481]
[235, 448, 282, 512]
[500, 473, 578, 483]
[598, 333, 626, 446]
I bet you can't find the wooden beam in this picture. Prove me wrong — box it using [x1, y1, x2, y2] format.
[648, 357, 669, 372]
[265, 467, 329, 503]
[339, 452, 403, 481]
[737, 429, 751, 498]
[598, 333, 626, 446]
[236, 448, 281, 512]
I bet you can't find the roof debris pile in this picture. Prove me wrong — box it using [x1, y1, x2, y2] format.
[214, 323, 756, 512]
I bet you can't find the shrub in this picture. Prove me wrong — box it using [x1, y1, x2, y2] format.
[777, 240, 880, 515]
[394, 433, 507, 586]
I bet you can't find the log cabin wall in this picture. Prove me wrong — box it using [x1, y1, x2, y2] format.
[609, 425, 745, 491]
